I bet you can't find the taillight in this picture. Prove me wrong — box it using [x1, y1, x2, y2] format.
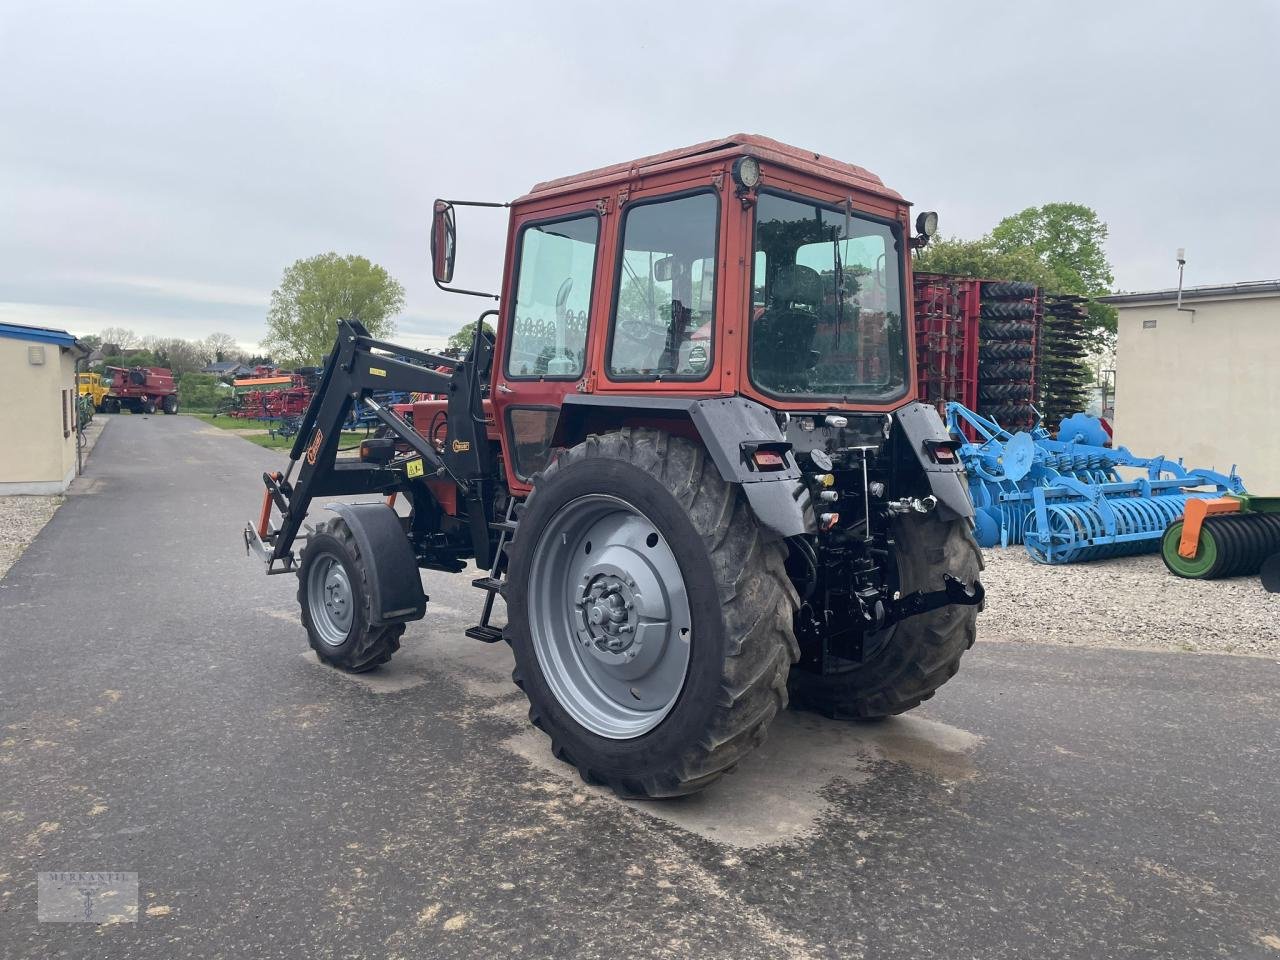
[752, 450, 786, 470]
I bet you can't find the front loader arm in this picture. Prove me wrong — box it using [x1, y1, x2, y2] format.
[246, 317, 492, 573]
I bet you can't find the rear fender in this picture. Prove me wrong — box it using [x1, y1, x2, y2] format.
[893, 402, 975, 522]
[325, 502, 426, 625]
[552, 395, 811, 539]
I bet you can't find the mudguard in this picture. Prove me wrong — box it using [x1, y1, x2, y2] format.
[325, 502, 426, 625]
[893, 402, 975, 523]
[554, 395, 811, 539]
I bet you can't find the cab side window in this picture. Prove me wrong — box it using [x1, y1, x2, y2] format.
[608, 192, 718, 380]
[506, 214, 599, 379]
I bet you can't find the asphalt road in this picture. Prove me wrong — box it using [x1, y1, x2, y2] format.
[2, 413, 1278, 959]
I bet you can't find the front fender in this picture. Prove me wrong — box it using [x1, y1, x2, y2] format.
[325, 502, 426, 625]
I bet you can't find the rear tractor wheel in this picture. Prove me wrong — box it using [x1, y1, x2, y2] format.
[789, 514, 982, 719]
[162, 394, 179, 415]
[297, 516, 403, 672]
[504, 429, 799, 798]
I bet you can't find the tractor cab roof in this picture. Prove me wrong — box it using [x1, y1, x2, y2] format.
[520, 133, 905, 206]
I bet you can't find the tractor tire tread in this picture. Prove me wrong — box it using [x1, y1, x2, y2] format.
[297, 517, 403, 673]
[505, 428, 798, 799]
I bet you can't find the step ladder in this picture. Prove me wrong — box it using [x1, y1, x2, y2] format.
[465, 500, 518, 644]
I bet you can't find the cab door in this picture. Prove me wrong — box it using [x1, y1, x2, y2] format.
[591, 182, 729, 398]
[490, 199, 614, 494]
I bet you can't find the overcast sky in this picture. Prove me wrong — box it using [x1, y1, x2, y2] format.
[2, 1, 1276, 351]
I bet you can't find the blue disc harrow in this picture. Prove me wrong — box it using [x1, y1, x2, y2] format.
[946, 403, 1245, 564]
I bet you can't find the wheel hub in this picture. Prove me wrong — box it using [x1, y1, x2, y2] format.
[579, 574, 639, 655]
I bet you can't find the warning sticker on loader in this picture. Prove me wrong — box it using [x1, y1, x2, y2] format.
[405, 458, 424, 479]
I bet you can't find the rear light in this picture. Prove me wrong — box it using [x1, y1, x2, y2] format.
[752, 450, 786, 470]
[924, 439, 959, 464]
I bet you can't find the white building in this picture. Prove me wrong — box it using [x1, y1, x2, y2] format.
[1100, 280, 1280, 486]
[0, 322, 91, 494]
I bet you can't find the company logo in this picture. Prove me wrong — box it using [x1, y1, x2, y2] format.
[306, 428, 324, 465]
[39, 872, 139, 923]
[451, 439, 471, 454]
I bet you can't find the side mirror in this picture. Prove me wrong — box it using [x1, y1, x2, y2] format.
[430, 200, 456, 285]
[652, 255, 674, 283]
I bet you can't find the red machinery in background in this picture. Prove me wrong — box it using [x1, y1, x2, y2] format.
[913, 274, 1041, 431]
[228, 373, 314, 420]
[102, 365, 179, 415]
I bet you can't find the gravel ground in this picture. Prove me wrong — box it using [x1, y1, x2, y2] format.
[0, 495, 61, 578]
[981, 544, 1280, 657]
[0, 418, 107, 578]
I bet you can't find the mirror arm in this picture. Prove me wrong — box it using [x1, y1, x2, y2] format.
[433, 198, 509, 300]
[432, 277, 501, 300]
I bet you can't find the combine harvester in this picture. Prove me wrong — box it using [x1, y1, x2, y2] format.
[946, 402, 1245, 564]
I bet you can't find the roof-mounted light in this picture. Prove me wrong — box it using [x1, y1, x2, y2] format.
[911, 210, 940, 249]
[731, 156, 761, 190]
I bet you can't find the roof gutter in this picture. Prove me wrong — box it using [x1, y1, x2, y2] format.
[1099, 279, 1280, 305]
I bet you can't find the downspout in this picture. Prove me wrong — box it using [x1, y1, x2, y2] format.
[74, 349, 85, 478]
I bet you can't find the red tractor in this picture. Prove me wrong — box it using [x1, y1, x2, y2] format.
[247, 135, 983, 798]
[102, 365, 179, 415]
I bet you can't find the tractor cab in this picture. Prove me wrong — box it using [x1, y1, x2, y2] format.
[432, 134, 937, 495]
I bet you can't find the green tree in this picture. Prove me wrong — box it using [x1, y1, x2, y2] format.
[445, 319, 495, 357]
[914, 236, 1055, 291]
[915, 202, 1117, 347]
[989, 203, 1116, 335]
[174, 372, 226, 411]
[263, 253, 405, 364]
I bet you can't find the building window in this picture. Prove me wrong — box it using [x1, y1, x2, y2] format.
[62, 389, 70, 438]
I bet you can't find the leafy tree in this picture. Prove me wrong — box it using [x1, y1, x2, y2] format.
[915, 202, 1117, 348]
[914, 236, 1055, 291]
[174, 372, 226, 411]
[263, 253, 405, 365]
[989, 203, 1116, 334]
[100, 350, 158, 370]
[445, 319, 495, 357]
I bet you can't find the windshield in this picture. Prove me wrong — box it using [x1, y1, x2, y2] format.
[750, 191, 906, 401]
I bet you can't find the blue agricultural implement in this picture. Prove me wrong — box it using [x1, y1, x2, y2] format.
[946, 402, 1245, 564]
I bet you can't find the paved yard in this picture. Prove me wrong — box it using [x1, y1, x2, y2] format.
[2, 414, 1278, 958]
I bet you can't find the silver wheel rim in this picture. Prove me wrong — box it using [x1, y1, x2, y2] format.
[528, 494, 692, 739]
[307, 555, 354, 647]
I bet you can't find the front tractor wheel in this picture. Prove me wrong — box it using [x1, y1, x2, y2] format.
[297, 517, 403, 672]
[162, 394, 179, 414]
[504, 429, 799, 799]
[788, 514, 983, 719]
